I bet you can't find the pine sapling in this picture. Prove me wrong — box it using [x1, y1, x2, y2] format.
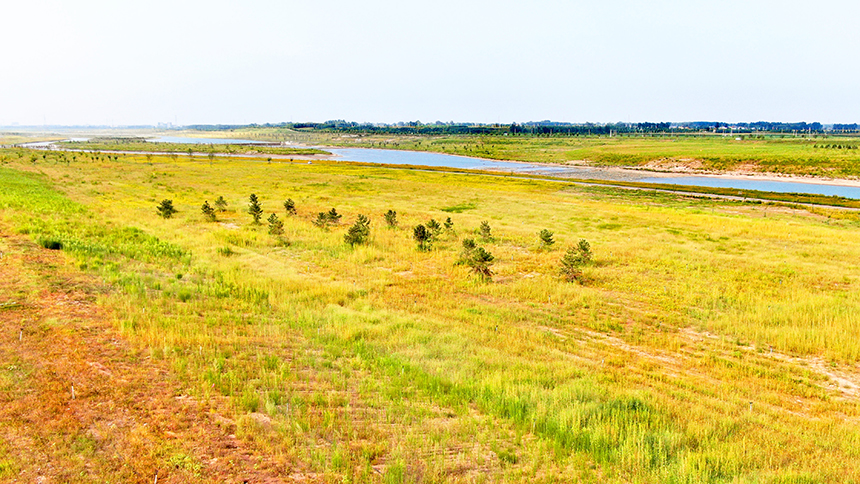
[201, 200, 216, 222]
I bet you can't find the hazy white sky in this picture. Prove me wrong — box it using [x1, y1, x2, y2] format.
[2, 0, 858, 126]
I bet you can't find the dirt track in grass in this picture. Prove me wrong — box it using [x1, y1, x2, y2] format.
[0, 228, 308, 483]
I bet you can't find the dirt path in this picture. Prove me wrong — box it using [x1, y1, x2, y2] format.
[0, 229, 306, 483]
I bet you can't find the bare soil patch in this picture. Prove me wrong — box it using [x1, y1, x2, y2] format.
[0, 229, 308, 483]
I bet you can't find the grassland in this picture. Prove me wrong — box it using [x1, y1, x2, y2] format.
[208, 126, 860, 179]
[62, 138, 328, 157]
[1, 148, 860, 482]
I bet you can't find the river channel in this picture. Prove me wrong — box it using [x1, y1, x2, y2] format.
[22, 138, 860, 200]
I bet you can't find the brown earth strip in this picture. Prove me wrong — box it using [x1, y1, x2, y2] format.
[0, 229, 310, 483]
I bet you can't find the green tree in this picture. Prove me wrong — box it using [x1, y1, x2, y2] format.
[413, 224, 432, 251]
[427, 218, 442, 237]
[384, 210, 398, 228]
[478, 221, 493, 241]
[201, 200, 216, 222]
[248, 194, 263, 224]
[427, 218, 442, 238]
[444, 217, 454, 232]
[283, 198, 296, 215]
[344, 214, 370, 246]
[326, 208, 342, 225]
[156, 199, 177, 219]
[539, 229, 555, 249]
[214, 196, 228, 212]
[560, 239, 592, 283]
[267, 213, 284, 236]
[468, 247, 495, 281]
[456, 238, 477, 265]
[313, 212, 330, 229]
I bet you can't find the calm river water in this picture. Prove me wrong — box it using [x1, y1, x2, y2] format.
[326, 148, 860, 200]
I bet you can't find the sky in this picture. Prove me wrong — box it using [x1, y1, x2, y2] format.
[2, 0, 858, 126]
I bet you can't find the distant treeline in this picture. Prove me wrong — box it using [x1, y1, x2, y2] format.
[184, 120, 860, 135]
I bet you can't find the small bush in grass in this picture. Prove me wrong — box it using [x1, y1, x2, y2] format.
[384, 210, 397, 228]
[248, 194, 263, 224]
[312, 212, 330, 229]
[313, 208, 342, 229]
[413, 224, 432, 251]
[456, 238, 477, 265]
[344, 214, 370, 246]
[267, 213, 284, 236]
[427, 218, 442, 237]
[478, 220, 493, 241]
[157, 199, 177, 219]
[444, 216, 454, 233]
[201, 200, 216, 222]
[468, 247, 495, 281]
[214, 196, 228, 212]
[283, 198, 296, 215]
[560, 239, 593, 283]
[37, 236, 63, 250]
[539, 229, 555, 249]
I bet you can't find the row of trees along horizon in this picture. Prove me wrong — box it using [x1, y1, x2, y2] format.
[183, 119, 860, 135]
[155, 195, 594, 283]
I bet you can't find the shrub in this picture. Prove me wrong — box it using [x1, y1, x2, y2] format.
[313, 212, 330, 229]
[384, 210, 397, 228]
[456, 238, 477, 265]
[539, 229, 555, 249]
[413, 224, 432, 251]
[468, 247, 495, 281]
[267, 213, 284, 236]
[201, 200, 216, 222]
[444, 217, 454, 232]
[214, 196, 228, 212]
[156, 199, 177, 219]
[37, 236, 63, 250]
[560, 239, 593, 283]
[248, 194, 263, 224]
[344, 214, 370, 246]
[283, 198, 296, 215]
[326, 208, 342, 225]
[478, 221, 493, 241]
[427, 218, 442, 237]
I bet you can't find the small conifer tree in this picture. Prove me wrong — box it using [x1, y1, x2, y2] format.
[344, 214, 371, 246]
[427, 218, 442, 237]
[248, 194, 263, 224]
[384, 210, 398, 228]
[539, 229, 555, 249]
[326, 208, 342, 225]
[156, 199, 177, 219]
[478, 221, 493, 241]
[201, 200, 216, 222]
[468, 247, 495, 281]
[267, 213, 284, 236]
[560, 239, 593, 283]
[313, 212, 329, 229]
[444, 217, 454, 232]
[413, 224, 432, 251]
[456, 238, 477, 265]
[214, 196, 228, 212]
[284, 198, 296, 215]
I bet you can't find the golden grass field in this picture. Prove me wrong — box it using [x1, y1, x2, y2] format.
[1, 147, 859, 482]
